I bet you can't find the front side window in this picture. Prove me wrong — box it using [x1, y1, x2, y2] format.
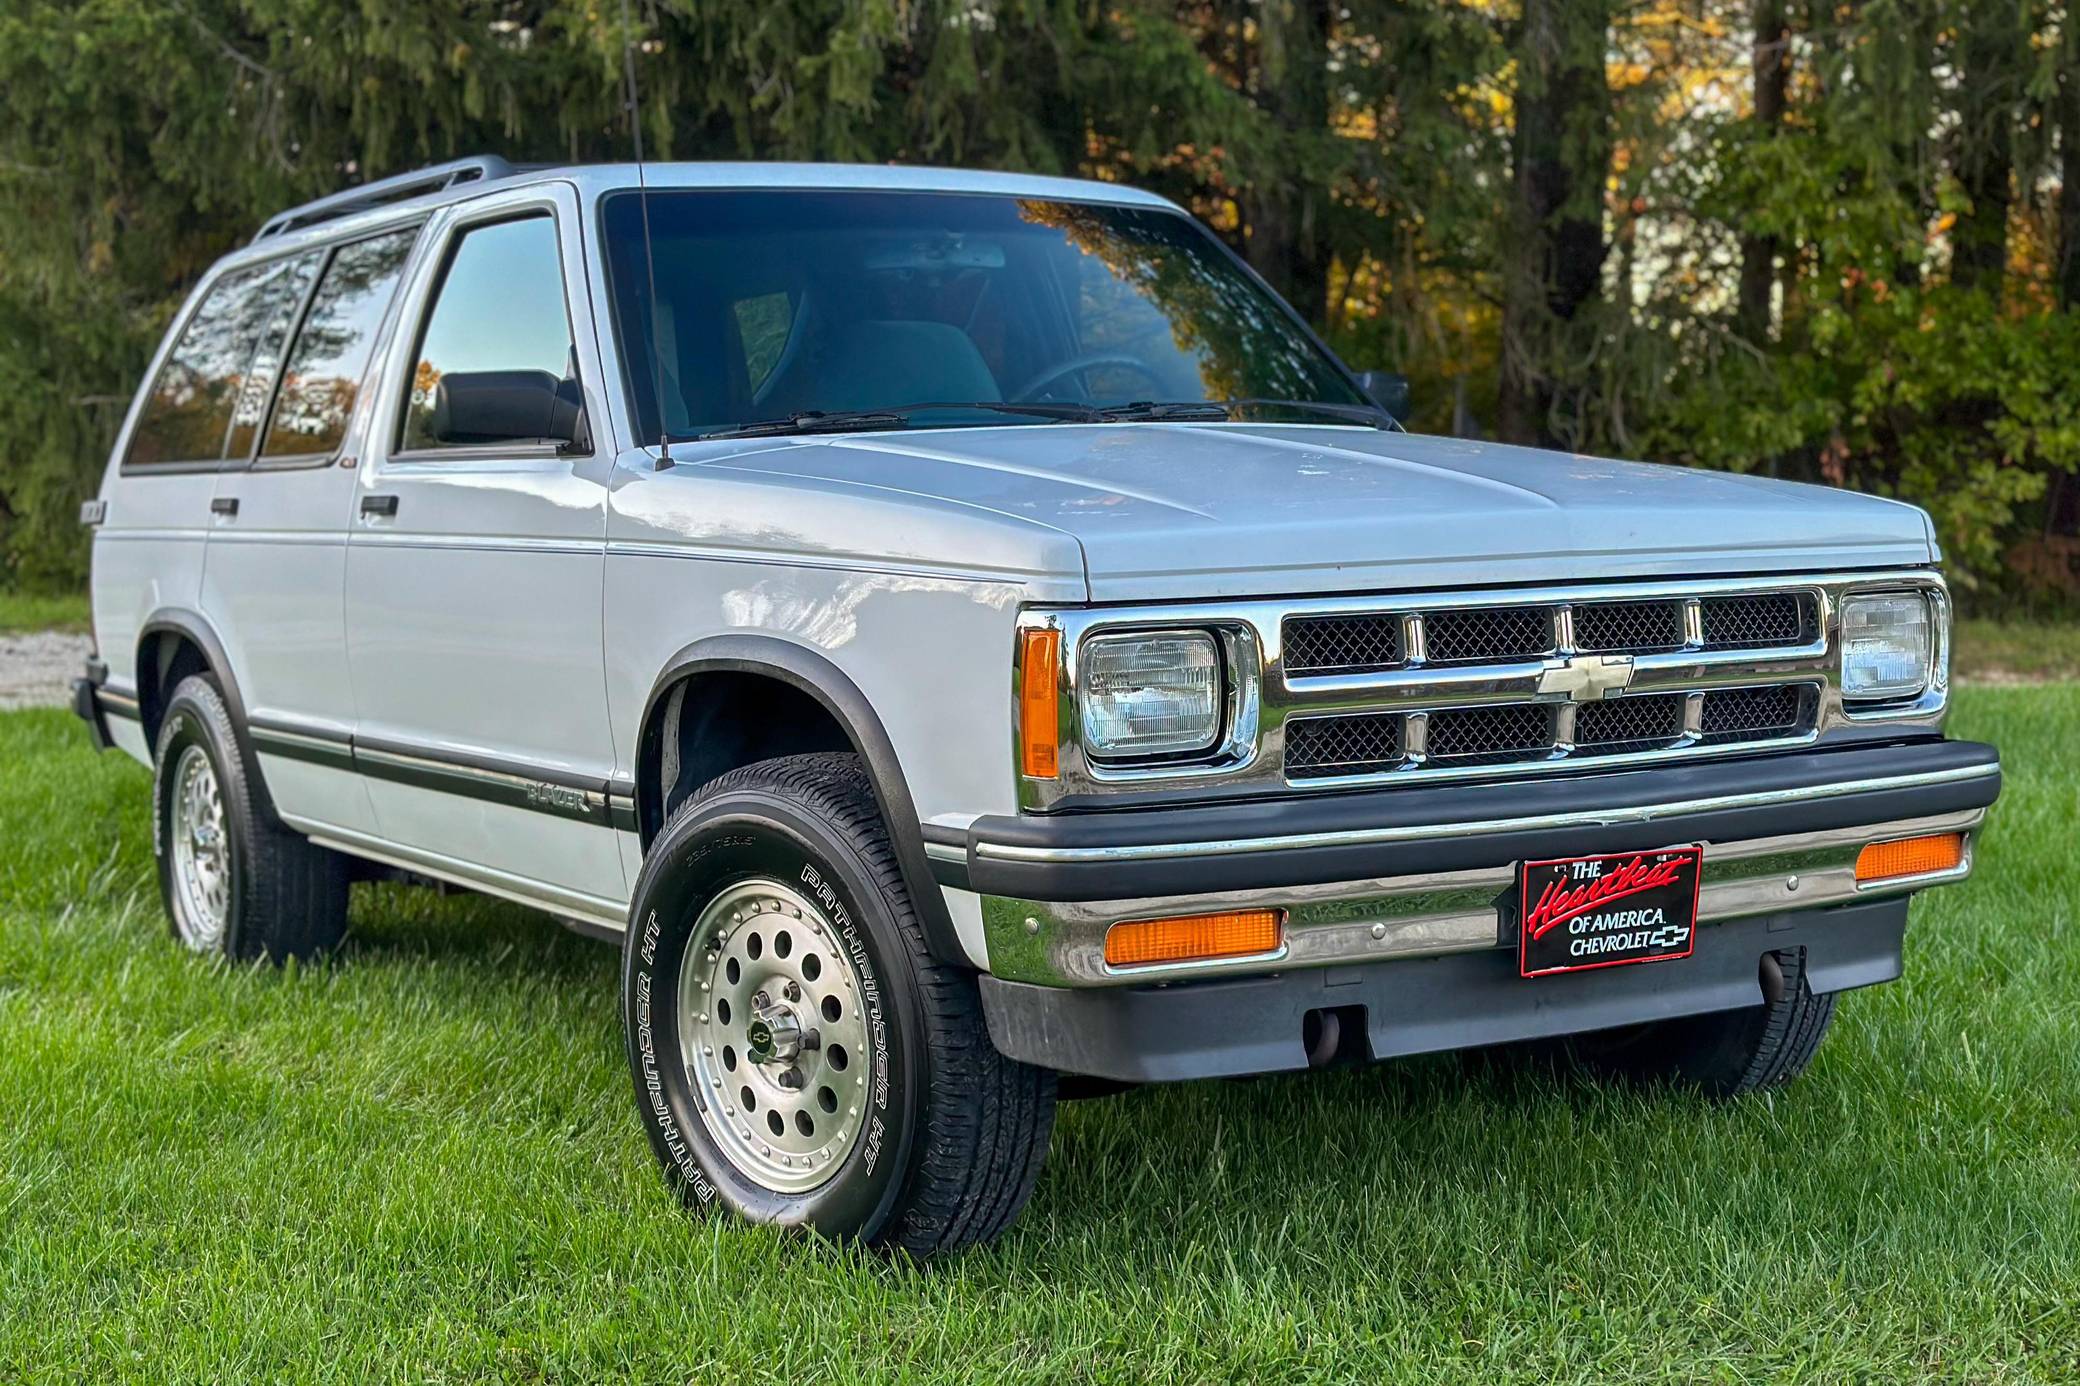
[400, 215, 577, 452]
[126, 255, 309, 468]
[261, 228, 417, 459]
[600, 190, 1364, 441]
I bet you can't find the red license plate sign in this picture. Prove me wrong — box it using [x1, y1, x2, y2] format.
[1518, 846, 1703, 978]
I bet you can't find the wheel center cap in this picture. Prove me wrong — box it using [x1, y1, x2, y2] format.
[745, 1002, 803, 1065]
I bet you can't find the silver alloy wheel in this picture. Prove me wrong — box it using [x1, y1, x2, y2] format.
[677, 878, 877, 1194]
[169, 743, 230, 952]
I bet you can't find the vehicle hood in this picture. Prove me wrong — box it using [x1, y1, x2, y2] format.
[713, 424, 1936, 600]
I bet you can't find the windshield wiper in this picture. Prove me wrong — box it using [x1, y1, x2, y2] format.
[1098, 398, 1401, 430]
[692, 400, 1105, 442]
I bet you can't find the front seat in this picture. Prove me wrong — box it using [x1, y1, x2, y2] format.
[781, 319, 1002, 413]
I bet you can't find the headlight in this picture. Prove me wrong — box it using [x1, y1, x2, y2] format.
[1840, 593, 1933, 700]
[1080, 631, 1223, 759]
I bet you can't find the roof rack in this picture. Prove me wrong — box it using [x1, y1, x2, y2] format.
[251, 155, 519, 242]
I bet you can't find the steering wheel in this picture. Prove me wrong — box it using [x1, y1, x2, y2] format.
[1011, 353, 1165, 403]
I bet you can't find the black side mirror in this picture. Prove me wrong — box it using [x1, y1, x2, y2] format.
[1353, 369, 1412, 424]
[432, 370, 587, 449]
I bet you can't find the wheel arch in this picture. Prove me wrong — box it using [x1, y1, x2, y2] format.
[635, 634, 967, 966]
[136, 608, 278, 820]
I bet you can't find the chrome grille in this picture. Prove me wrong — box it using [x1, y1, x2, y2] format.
[1575, 693, 1685, 750]
[1263, 584, 1830, 784]
[1426, 704, 1552, 762]
[1701, 594, 1806, 648]
[1286, 713, 1402, 778]
[1279, 593, 1818, 676]
[1283, 614, 1402, 675]
[1021, 570, 1951, 809]
[1701, 684, 1806, 742]
[1575, 601, 1684, 653]
[1421, 606, 1552, 664]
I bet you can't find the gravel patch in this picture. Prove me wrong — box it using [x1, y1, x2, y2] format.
[1, 631, 95, 710]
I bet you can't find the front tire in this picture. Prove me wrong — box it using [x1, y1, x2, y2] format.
[151, 674, 349, 963]
[622, 753, 1055, 1255]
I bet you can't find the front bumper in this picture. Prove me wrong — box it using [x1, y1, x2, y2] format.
[981, 899, 1911, 1082]
[69, 657, 125, 752]
[930, 738, 1999, 992]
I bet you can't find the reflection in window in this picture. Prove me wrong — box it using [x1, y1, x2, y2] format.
[261, 229, 417, 458]
[223, 253, 321, 459]
[600, 190, 1363, 441]
[734, 292, 794, 393]
[401, 216, 574, 451]
[126, 258, 300, 467]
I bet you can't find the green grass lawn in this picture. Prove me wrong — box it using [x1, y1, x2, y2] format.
[1955, 618, 2080, 682]
[0, 590, 89, 635]
[1, 690, 2076, 1381]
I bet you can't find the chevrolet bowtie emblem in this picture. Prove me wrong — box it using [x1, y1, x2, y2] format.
[1537, 653, 1637, 702]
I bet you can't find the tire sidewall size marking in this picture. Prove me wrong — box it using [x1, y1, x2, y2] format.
[624, 802, 921, 1235]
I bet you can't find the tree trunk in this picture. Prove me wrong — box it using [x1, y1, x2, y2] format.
[1497, 0, 1611, 447]
[2059, 13, 2080, 309]
[1737, 0, 1789, 342]
[1952, 15, 2016, 294]
[1243, 0, 1332, 325]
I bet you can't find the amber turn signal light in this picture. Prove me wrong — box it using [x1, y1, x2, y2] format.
[1855, 832, 1966, 883]
[1018, 627, 1062, 779]
[1104, 909, 1284, 968]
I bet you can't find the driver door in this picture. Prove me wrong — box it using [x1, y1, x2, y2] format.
[343, 183, 626, 918]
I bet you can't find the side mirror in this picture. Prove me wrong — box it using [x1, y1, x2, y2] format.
[432, 370, 587, 449]
[1353, 369, 1411, 424]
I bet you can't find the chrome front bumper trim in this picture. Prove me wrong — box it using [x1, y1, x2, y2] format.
[979, 806, 1982, 986]
[973, 760, 1999, 865]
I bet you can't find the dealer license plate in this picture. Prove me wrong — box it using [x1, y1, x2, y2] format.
[1518, 845, 1703, 978]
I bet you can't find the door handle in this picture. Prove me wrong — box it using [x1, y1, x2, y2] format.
[210, 496, 238, 517]
[359, 494, 399, 518]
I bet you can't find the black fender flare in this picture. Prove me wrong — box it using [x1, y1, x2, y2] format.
[138, 607, 278, 821]
[636, 634, 968, 967]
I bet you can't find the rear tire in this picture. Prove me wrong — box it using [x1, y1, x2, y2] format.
[622, 752, 1055, 1255]
[1558, 947, 1837, 1097]
[151, 674, 349, 964]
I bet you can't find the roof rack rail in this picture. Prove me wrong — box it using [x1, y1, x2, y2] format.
[252, 155, 518, 243]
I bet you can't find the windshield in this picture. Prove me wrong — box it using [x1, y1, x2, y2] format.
[599, 189, 1366, 441]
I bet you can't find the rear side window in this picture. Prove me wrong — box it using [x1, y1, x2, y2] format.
[400, 215, 576, 452]
[125, 257, 308, 468]
[223, 253, 321, 459]
[260, 228, 417, 460]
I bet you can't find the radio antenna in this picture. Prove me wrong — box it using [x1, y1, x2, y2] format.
[619, 0, 672, 467]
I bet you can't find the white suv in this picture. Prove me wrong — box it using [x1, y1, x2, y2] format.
[77, 156, 2001, 1253]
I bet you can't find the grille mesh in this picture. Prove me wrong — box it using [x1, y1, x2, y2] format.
[1426, 704, 1553, 762]
[1575, 601, 1685, 653]
[1423, 607, 1552, 664]
[1286, 713, 1403, 778]
[1575, 693, 1686, 750]
[1283, 614, 1403, 675]
[1271, 585, 1827, 782]
[1701, 594, 1808, 648]
[1701, 684, 1806, 742]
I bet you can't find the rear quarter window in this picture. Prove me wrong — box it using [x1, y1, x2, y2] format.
[125, 254, 314, 469]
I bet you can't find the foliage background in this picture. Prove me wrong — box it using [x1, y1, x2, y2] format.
[4, 0, 2079, 605]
